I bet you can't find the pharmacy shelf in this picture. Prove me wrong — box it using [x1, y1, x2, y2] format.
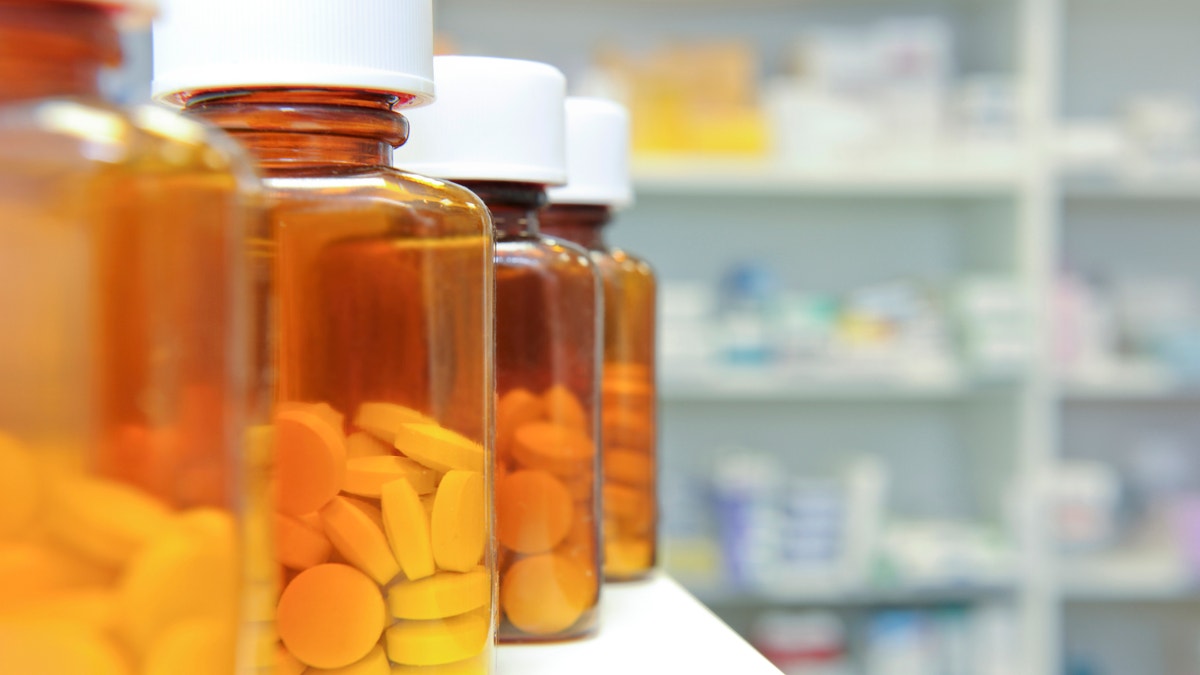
[688, 582, 1016, 608]
[1059, 553, 1198, 603]
[632, 154, 1021, 198]
[1059, 365, 1200, 401]
[1060, 172, 1200, 200]
[659, 362, 1009, 401]
[497, 574, 783, 675]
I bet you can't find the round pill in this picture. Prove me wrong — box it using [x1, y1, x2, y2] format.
[604, 448, 653, 487]
[385, 608, 489, 667]
[319, 497, 401, 586]
[541, 385, 587, 432]
[394, 424, 484, 474]
[501, 553, 594, 636]
[277, 564, 385, 669]
[602, 483, 646, 520]
[496, 470, 573, 554]
[381, 478, 435, 581]
[512, 423, 594, 477]
[604, 538, 653, 577]
[276, 512, 332, 570]
[601, 409, 653, 452]
[430, 471, 486, 573]
[387, 566, 489, 620]
[496, 388, 543, 459]
[276, 410, 346, 517]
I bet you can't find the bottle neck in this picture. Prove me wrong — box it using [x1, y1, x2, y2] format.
[0, 1, 120, 104]
[183, 90, 410, 172]
[459, 182, 547, 238]
[540, 204, 613, 251]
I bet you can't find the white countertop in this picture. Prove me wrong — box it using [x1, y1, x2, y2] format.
[497, 574, 784, 675]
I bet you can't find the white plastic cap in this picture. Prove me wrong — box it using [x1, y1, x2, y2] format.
[549, 97, 634, 209]
[397, 56, 567, 185]
[151, 0, 434, 108]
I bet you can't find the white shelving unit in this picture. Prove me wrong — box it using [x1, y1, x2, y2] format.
[435, 0, 1200, 672]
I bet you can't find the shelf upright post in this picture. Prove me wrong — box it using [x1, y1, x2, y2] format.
[1015, 0, 1066, 672]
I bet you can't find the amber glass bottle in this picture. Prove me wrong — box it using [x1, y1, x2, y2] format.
[154, 2, 497, 673]
[542, 98, 659, 582]
[399, 56, 602, 643]
[0, 1, 260, 673]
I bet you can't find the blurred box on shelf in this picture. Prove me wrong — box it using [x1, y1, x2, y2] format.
[687, 451, 1017, 597]
[659, 268, 1028, 392]
[593, 40, 768, 157]
[1057, 272, 1200, 387]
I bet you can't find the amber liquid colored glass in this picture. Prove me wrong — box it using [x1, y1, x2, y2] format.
[542, 204, 658, 581]
[466, 182, 601, 643]
[187, 90, 496, 673]
[0, 2, 261, 673]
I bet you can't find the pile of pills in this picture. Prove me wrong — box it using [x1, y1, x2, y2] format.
[495, 385, 599, 639]
[0, 432, 238, 675]
[271, 401, 491, 673]
[599, 364, 656, 578]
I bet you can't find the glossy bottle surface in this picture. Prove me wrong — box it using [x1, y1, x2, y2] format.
[541, 204, 658, 581]
[0, 2, 259, 672]
[187, 90, 497, 673]
[468, 183, 601, 643]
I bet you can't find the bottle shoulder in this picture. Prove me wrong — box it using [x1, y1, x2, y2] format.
[594, 247, 656, 282]
[261, 167, 492, 235]
[0, 98, 258, 186]
[497, 233, 599, 278]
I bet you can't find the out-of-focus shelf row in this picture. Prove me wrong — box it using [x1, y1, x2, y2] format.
[679, 567, 1200, 609]
[632, 153, 1021, 198]
[632, 157, 1200, 201]
[660, 363, 1200, 402]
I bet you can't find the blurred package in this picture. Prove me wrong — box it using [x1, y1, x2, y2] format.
[954, 74, 1019, 142]
[661, 468, 723, 587]
[710, 454, 886, 592]
[712, 452, 783, 587]
[776, 291, 839, 362]
[956, 276, 1032, 375]
[876, 520, 1015, 587]
[751, 611, 851, 675]
[661, 265, 978, 384]
[873, 17, 954, 145]
[1113, 277, 1200, 381]
[836, 279, 949, 369]
[769, 16, 971, 166]
[1047, 460, 1122, 553]
[1122, 94, 1200, 169]
[660, 281, 719, 367]
[1054, 272, 1120, 376]
[716, 262, 783, 366]
[595, 41, 768, 156]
